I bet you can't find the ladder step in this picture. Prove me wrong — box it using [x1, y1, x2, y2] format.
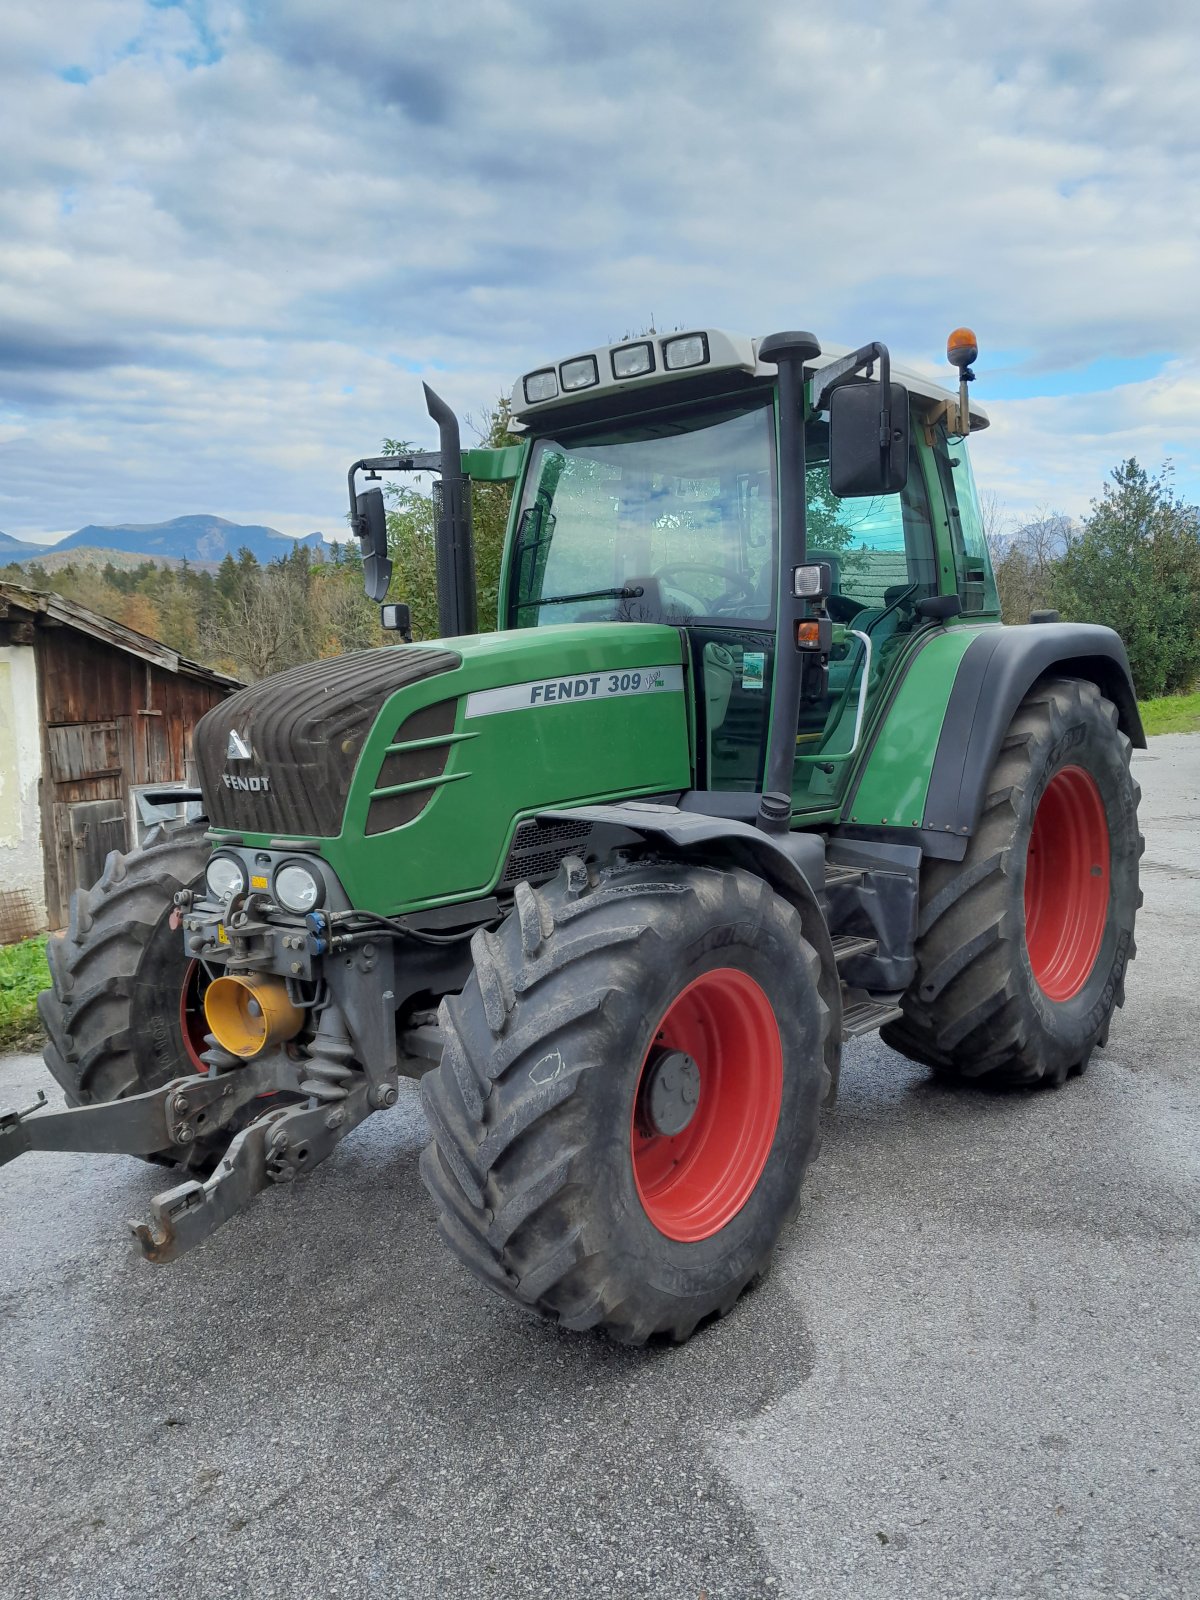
[831, 934, 878, 964]
[842, 996, 905, 1037]
[824, 864, 866, 890]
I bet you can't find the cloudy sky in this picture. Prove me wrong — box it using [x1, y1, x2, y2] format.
[2, 0, 1198, 544]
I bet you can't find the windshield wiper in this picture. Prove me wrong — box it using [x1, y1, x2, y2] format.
[516, 584, 645, 610]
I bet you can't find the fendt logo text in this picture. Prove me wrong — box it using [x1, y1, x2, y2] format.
[221, 772, 271, 792]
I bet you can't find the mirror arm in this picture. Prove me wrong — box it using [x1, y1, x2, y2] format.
[345, 452, 444, 533]
[811, 341, 891, 413]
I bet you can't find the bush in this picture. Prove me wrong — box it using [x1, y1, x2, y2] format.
[1054, 460, 1200, 698]
[0, 936, 49, 1051]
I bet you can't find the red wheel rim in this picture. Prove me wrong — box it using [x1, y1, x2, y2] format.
[631, 967, 783, 1242]
[179, 958, 210, 1072]
[1024, 765, 1111, 1001]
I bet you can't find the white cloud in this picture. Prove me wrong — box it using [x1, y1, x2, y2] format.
[0, 0, 1197, 540]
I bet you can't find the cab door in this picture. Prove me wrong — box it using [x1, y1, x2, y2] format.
[789, 408, 942, 813]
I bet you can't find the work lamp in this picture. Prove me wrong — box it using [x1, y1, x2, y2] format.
[523, 369, 558, 403]
[611, 342, 654, 379]
[662, 333, 709, 370]
[560, 355, 599, 391]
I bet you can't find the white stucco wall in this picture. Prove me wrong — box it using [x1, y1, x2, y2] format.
[0, 643, 48, 931]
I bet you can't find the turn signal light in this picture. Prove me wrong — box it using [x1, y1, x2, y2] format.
[796, 620, 821, 647]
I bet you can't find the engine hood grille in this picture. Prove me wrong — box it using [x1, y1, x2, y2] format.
[194, 645, 460, 837]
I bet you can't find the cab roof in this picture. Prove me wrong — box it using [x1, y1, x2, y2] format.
[509, 327, 989, 432]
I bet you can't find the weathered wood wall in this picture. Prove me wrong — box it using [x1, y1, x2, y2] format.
[36, 625, 229, 926]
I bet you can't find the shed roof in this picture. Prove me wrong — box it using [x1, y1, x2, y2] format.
[0, 581, 242, 690]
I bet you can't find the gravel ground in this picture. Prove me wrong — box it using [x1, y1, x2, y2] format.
[1, 736, 1196, 1600]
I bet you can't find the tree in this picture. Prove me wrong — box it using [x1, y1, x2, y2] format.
[381, 393, 522, 640]
[1054, 460, 1200, 697]
[987, 507, 1071, 625]
[466, 394, 523, 630]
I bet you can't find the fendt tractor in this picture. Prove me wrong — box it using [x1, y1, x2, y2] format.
[2, 328, 1143, 1343]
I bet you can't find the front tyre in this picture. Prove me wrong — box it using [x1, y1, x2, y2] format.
[883, 676, 1142, 1087]
[37, 822, 214, 1160]
[420, 859, 830, 1344]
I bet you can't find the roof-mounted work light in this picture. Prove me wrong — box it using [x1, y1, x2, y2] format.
[662, 333, 709, 371]
[523, 369, 559, 404]
[560, 355, 600, 392]
[611, 341, 655, 379]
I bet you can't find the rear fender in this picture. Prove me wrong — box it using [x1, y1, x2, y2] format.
[923, 624, 1145, 838]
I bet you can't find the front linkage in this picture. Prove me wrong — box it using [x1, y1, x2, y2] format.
[0, 1029, 380, 1263]
[2, 789, 475, 1266]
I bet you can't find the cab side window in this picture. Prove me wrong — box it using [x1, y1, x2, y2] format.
[805, 414, 937, 627]
[932, 428, 1000, 615]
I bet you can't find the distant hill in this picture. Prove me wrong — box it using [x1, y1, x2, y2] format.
[0, 531, 47, 557]
[0, 515, 333, 570]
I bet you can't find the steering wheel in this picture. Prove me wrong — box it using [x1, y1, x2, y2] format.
[655, 563, 758, 612]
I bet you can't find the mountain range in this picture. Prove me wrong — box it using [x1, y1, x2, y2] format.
[0, 515, 334, 569]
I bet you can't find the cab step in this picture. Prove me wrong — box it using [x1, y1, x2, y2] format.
[841, 990, 905, 1037]
[830, 933, 878, 965]
[824, 863, 866, 891]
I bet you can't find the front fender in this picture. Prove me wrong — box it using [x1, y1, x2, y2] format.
[538, 802, 844, 1102]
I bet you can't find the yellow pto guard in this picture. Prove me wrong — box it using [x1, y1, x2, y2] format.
[203, 974, 304, 1059]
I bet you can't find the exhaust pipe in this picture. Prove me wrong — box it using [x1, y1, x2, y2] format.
[424, 383, 478, 638]
[204, 974, 304, 1059]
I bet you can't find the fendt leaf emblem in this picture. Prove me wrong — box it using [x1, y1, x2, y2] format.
[226, 729, 252, 762]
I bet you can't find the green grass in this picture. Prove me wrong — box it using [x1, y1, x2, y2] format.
[1138, 691, 1200, 736]
[0, 935, 50, 1051]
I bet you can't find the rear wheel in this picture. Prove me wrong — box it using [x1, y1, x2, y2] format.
[420, 858, 830, 1343]
[38, 822, 216, 1163]
[882, 676, 1142, 1087]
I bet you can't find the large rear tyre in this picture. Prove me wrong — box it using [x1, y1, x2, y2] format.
[882, 676, 1142, 1087]
[420, 858, 830, 1344]
[37, 822, 214, 1161]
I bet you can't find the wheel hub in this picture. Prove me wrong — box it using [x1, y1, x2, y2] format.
[1025, 764, 1111, 1001]
[640, 1048, 702, 1137]
[631, 967, 784, 1242]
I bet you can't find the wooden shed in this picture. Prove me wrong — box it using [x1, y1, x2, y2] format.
[0, 582, 239, 935]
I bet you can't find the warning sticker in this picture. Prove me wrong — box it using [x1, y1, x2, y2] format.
[742, 650, 765, 691]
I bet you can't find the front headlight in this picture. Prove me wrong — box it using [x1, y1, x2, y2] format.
[205, 853, 246, 902]
[273, 860, 324, 914]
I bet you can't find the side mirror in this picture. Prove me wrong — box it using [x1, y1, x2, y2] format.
[354, 486, 392, 602]
[828, 381, 909, 498]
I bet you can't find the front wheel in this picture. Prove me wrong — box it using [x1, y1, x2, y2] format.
[419, 859, 830, 1343]
[38, 822, 216, 1162]
[883, 676, 1142, 1087]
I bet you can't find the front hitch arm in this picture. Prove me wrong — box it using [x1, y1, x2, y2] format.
[0, 1055, 299, 1170]
[130, 1082, 374, 1263]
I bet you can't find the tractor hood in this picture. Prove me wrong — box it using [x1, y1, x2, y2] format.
[194, 624, 693, 917]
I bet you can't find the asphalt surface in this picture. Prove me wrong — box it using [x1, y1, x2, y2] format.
[1, 736, 1197, 1600]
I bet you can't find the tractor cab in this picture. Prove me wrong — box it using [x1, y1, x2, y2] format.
[495, 327, 996, 818]
[349, 326, 997, 831]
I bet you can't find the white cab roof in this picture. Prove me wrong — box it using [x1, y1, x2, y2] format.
[510, 328, 989, 431]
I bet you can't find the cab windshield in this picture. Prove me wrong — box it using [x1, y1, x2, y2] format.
[508, 396, 776, 628]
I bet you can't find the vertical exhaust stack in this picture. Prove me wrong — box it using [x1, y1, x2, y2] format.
[424, 384, 478, 638]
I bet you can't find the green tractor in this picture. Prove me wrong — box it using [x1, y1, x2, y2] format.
[3, 327, 1143, 1344]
